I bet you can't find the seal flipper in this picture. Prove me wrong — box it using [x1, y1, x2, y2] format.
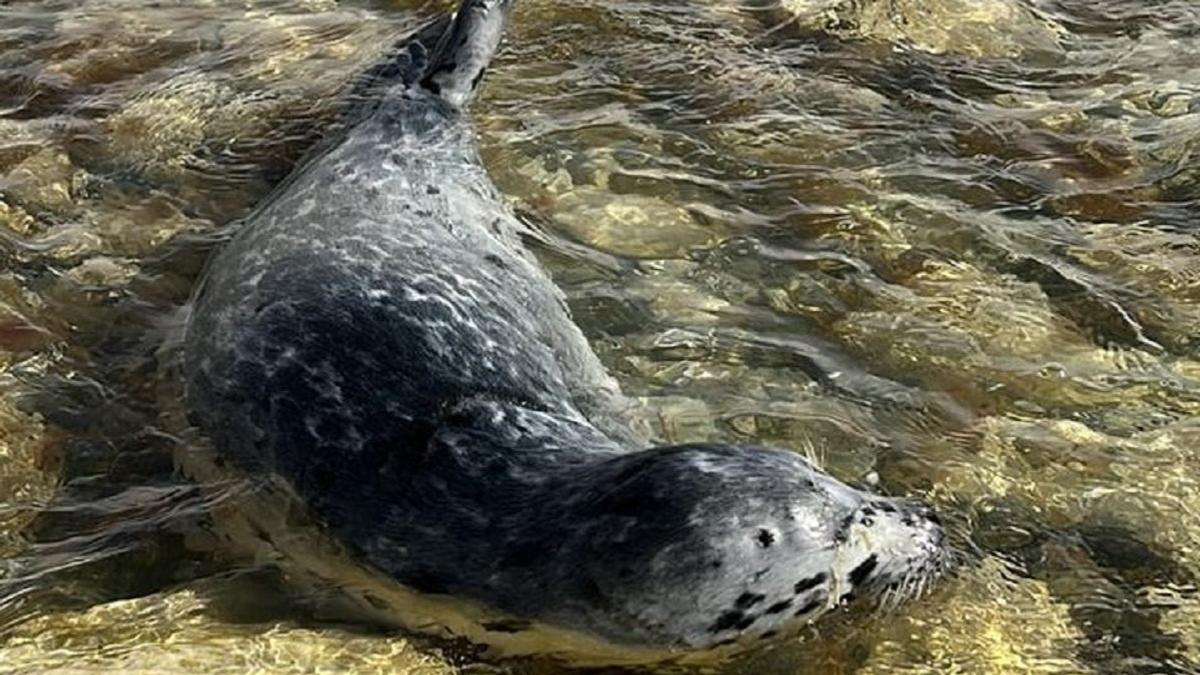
[342, 13, 453, 122]
[420, 0, 516, 108]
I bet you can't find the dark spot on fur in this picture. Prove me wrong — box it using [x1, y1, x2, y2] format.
[484, 253, 508, 269]
[711, 559, 723, 569]
[708, 610, 745, 633]
[861, 507, 876, 517]
[483, 619, 532, 633]
[925, 510, 942, 526]
[765, 599, 793, 614]
[715, 637, 737, 647]
[849, 554, 879, 587]
[735, 592, 765, 609]
[794, 598, 822, 617]
[760, 630, 778, 640]
[794, 572, 827, 595]
[756, 529, 775, 548]
[734, 614, 758, 631]
[425, 185, 440, 195]
[470, 67, 487, 91]
[876, 502, 897, 513]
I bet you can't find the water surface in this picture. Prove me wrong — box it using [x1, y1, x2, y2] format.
[1, 0, 1198, 673]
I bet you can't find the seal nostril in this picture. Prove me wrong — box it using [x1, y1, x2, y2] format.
[859, 506, 876, 527]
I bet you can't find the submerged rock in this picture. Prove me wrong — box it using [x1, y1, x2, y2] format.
[859, 556, 1088, 674]
[0, 201, 37, 236]
[0, 147, 82, 217]
[778, 0, 1064, 59]
[555, 187, 721, 257]
[0, 579, 454, 674]
[1069, 222, 1200, 355]
[830, 258, 1165, 414]
[102, 71, 238, 177]
[60, 256, 139, 289]
[0, 383, 56, 561]
[488, 145, 727, 258]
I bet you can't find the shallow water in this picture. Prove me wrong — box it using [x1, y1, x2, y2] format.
[1, 0, 1198, 672]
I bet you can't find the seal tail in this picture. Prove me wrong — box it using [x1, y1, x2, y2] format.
[420, 0, 516, 108]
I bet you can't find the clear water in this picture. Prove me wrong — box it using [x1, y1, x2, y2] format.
[1, 0, 1198, 673]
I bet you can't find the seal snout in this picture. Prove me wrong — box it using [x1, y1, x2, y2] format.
[837, 497, 949, 600]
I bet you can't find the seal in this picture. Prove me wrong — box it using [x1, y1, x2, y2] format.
[180, 0, 948, 664]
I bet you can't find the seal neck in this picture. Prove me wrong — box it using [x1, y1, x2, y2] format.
[419, 0, 516, 108]
[434, 397, 626, 466]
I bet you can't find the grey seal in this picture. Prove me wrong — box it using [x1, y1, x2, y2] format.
[181, 0, 948, 664]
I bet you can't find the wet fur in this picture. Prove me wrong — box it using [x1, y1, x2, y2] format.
[181, 0, 948, 661]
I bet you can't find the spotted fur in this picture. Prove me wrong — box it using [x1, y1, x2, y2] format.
[182, 0, 949, 661]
